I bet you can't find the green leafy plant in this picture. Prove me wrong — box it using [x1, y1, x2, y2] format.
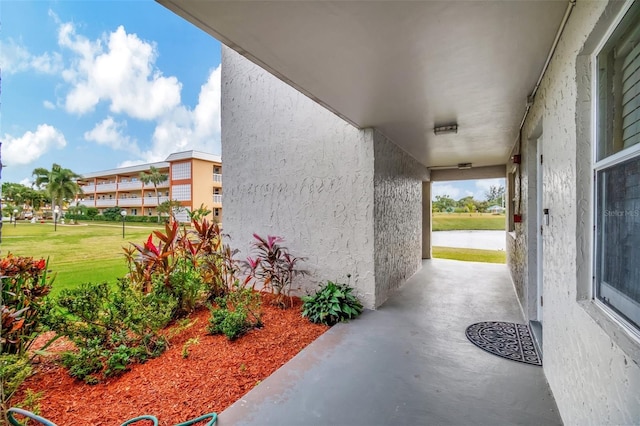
[0, 354, 32, 423]
[302, 281, 363, 326]
[182, 338, 200, 359]
[44, 280, 174, 383]
[245, 234, 307, 308]
[187, 204, 212, 222]
[207, 286, 262, 340]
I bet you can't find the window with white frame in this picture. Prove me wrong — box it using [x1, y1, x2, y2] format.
[595, 1, 640, 331]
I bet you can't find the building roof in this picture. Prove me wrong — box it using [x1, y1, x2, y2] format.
[80, 151, 221, 179]
[81, 161, 169, 179]
[165, 150, 221, 163]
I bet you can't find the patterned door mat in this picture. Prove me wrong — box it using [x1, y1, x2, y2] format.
[465, 321, 542, 366]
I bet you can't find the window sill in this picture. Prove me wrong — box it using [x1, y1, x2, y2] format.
[578, 299, 640, 367]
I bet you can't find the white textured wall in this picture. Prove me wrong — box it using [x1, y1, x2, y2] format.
[510, 1, 640, 423]
[221, 47, 377, 307]
[373, 130, 428, 306]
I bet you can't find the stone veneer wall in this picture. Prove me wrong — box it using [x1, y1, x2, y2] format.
[221, 46, 378, 307]
[509, 1, 640, 423]
[373, 130, 428, 306]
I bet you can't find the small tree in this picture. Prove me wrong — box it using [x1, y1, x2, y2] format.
[433, 195, 456, 213]
[32, 163, 83, 210]
[485, 185, 505, 206]
[158, 199, 184, 222]
[139, 167, 168, 223]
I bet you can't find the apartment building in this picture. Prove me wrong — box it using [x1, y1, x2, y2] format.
[77, 150, 222, 222]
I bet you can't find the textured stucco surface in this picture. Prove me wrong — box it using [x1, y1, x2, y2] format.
[221, 47, 379, 306]
[508, 1, 640, 423]
[373, 130, 428, 306]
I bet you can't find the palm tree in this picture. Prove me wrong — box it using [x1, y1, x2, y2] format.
[139, 166, 169, 223]
[32, 164, 83, 213]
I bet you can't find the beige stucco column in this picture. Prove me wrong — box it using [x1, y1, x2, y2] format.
[422, 181, 432, 259]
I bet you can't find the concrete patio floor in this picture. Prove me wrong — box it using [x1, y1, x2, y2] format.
[219, 259, 562, 425]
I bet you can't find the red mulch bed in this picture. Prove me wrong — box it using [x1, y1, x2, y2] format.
[14, 295, 329, 425]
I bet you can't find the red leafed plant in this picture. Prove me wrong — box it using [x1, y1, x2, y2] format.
[124, 221, 179, 293]
[0, 253, 53, 356]
[245, 234, 307, 308]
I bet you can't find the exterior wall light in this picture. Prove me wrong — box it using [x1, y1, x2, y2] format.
[434, 124, 458, 135]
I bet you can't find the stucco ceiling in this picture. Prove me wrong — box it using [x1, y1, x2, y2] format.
[159, 0, 569, 169]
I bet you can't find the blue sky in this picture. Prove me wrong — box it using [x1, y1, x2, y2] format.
[1, 1, 502, 202]
[1, 0, 222, 185]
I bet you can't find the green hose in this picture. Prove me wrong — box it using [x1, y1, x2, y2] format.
[7, 407, 217, 426]
[7, 407, 57, 426]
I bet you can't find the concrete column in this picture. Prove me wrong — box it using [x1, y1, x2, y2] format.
[422, 181, 432, 259]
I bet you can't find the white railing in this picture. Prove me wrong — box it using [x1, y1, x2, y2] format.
[82, 184, 96, 193]
[95, 199, 117, 207]
[118, 181, 142, 190]
[212, 194, 222, 204]
[118, 198, 141, 207]
[142, 196, 170, 206]
[213, 174, 222, 183]
[144, 180, 169, 189]
[77, 200, 95, 207]
[95, 183, 117, 192]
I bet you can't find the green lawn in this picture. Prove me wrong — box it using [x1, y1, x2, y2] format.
[432, 213, 506, 231]
[432, 213, 506, 263]
[432, 246, 506, 264]
[1, 221, 164, 296]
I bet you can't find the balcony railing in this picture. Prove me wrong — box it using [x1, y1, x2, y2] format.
[95, 183, 117, 192]
[82, 184, 96, 193]
[144, 180, 169, 189]
[142, 196, 170, 206]
[213, 174, 222, 183]
[77, 200, 95, 207]
[212, 194, 222, 204]
[118, 181, 142, 190]
[118, 198, 142, 207]
[95, 199, 117, 207]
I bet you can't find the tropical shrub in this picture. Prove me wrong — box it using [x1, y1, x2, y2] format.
[44, 280, 174, 383]
[302, 281, 363, 326]
[0, 254, 53, 356]
[207, 286, 262, 340]
[245, 234, 307, 307]
[0, 354, 32, 423]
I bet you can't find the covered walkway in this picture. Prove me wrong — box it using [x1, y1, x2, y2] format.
[219, 259, 561, 425]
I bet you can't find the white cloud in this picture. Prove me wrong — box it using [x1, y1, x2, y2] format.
[432, 183, 461, 200]
[59, 23, 181, 120]
[145, 66, 221, 161]
[84, 116, 140, 155]
[0, 39, 63, 75]
[474, 178, 505, 201]
[19, 178, 33, 187]
[43, 100, 56, 110]
[118, 160, 147, 168]
[2, 124, 67, 166]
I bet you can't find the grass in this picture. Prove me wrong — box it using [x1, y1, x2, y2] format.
[432, 246, 506, 264]
[432, 212, 506, 231]
[1, 221, 164, 296]
[432, 212, 506, 263]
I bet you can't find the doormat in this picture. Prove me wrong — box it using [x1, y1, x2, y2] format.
[465, 321, 542, 366]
